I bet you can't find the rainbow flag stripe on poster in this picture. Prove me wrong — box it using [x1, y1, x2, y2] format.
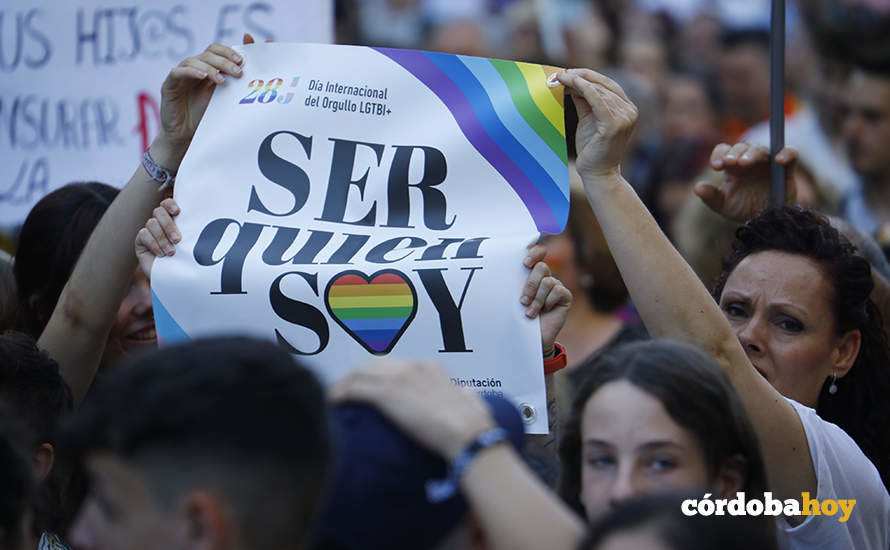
[325, 271, 418, 355]
[151, 290, 190, 345]
[376, 48, 569, 234]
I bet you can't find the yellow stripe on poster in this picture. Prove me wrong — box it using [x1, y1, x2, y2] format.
[328, 295, 415, 309]
[517, 62, 565, 137]
[540, 65, 565, 107]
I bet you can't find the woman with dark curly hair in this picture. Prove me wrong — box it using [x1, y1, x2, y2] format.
[554, 68, 889, 549]
[711, 206, 890, 488]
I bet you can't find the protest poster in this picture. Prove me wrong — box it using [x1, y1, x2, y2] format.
[150, 43, 569, 433]
[0, 0, 332, 228]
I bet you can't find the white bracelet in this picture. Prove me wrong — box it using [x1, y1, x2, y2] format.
[142, 150, 176, 192]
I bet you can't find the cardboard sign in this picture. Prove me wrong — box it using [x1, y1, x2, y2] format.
[0, 0, 332, 228]
[151, 43, 569, 433]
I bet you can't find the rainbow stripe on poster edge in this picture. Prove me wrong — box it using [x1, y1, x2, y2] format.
[151, 289, 190, 346]
[374, 47, 569, 234]
[324, 269, 418, 356]
[457, 55, 568, 199]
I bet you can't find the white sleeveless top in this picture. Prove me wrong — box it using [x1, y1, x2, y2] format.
[778, 399, 890, 550]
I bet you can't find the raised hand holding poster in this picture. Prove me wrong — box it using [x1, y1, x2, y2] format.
[151, 43, 569, 433]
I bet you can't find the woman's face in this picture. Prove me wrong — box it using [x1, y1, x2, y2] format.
[101, 268, 156, 367]
[719, 251, 860, 407]
[661, 78, 715, 142]
[579, 380, 711, 522]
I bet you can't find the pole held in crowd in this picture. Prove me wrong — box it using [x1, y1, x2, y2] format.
[769, 0, 786, 206]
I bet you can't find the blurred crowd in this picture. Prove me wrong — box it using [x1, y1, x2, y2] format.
[3, 1, 890, 550]
[333, 0, 890, 265]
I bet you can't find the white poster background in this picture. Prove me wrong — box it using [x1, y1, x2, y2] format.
[0, 0, 332, 228]
[152, 43, 565, 433]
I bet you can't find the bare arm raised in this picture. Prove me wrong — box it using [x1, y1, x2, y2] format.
[553, 68, 816, 502]
[38, 43, 244, 406]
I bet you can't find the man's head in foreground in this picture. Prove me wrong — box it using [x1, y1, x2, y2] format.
[61, 336, 331, 550]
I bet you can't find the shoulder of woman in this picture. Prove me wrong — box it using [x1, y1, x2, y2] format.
[786, 397, 888, 504]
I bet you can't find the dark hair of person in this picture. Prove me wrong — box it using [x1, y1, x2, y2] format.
[720, 28, 770, 53]
[591, 0, 623, 66]
[578, 491, 777, 550]
[661, 71, 724, 115]
[565, 189, 629, 312]
[13, 182, 118, 338]
[828, 216, 890, 281]
[0, 253, 15, 332]
[0, 331, 73, 537]
[801, 1, 890, 75]
[851, 53, 890, 80]
[712, 206, 890, 488]
[0, 412, 35, 550]
[60, 336, 332, 549]
[0, 331, 73, 443]
[642, 137, 714, 230]
[557, 340, 768, 515]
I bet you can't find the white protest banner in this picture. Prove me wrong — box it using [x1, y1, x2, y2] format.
[151, 43, 570, 433]
[0, 0, 332, 228]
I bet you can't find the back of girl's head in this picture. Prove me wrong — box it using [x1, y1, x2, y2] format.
[557, 340, 767, 514]
[579, 491, 777, 550]
[0, 331, 74, 537]
[13, 182, 119, 337]
[712, 206, 890, 487]
[0, 412, 35, 550]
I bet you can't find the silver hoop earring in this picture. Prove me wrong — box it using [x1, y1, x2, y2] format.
[828, 371, 838, 395]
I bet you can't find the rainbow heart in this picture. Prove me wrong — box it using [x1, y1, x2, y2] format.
[325, 270, 418, 355]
